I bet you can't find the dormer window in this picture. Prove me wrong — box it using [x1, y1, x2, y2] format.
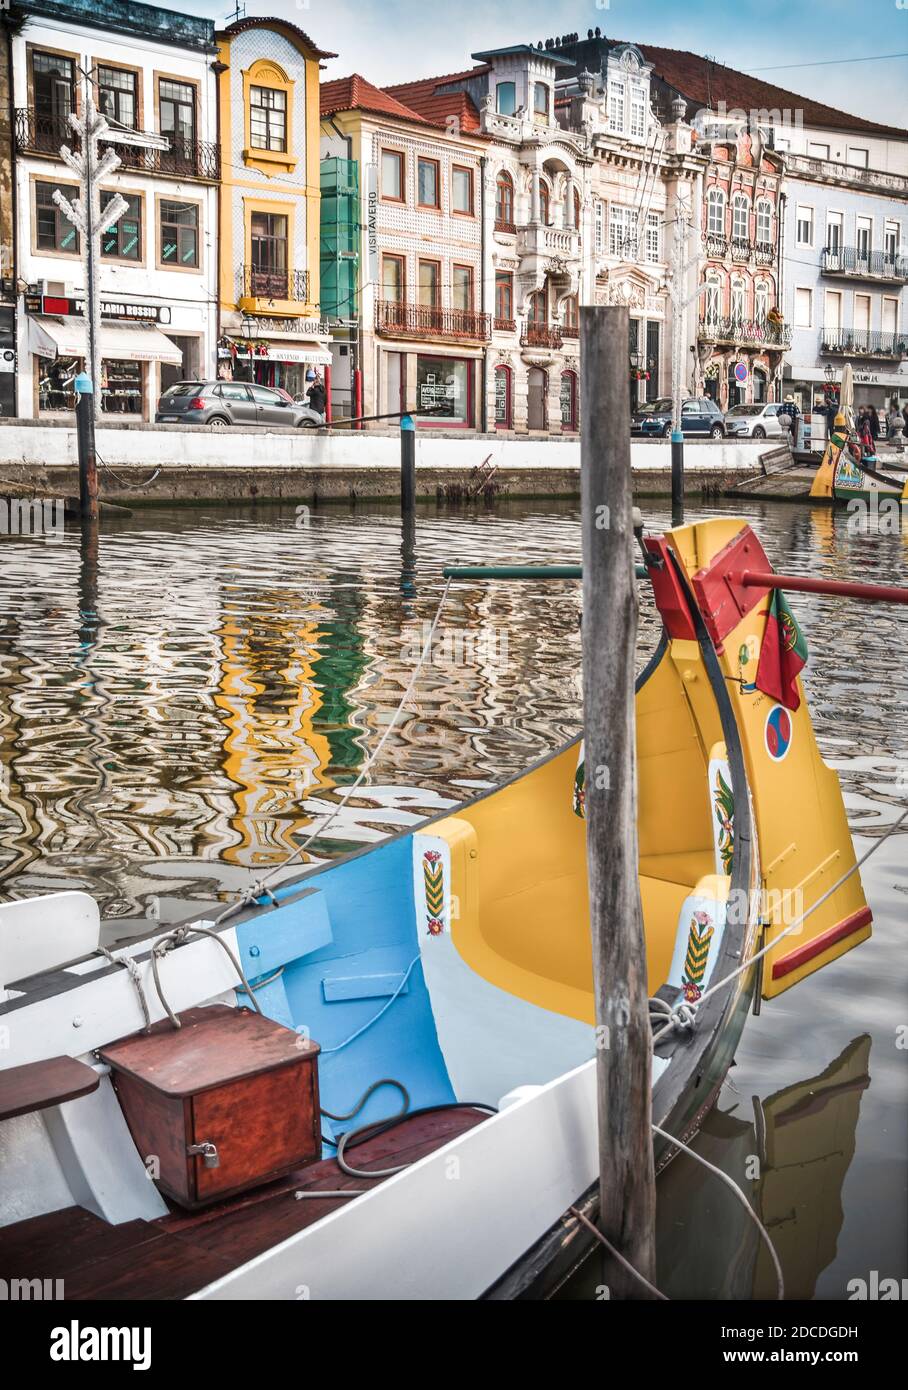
[533, 83, 549, 121]
[608, 82, 625, 133]
[496, 81, 516, 116]
[630, 89, 646, 139]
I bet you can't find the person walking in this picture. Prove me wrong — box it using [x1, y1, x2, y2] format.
[306, 371, 327, 417]
[868, 405, 881, 442]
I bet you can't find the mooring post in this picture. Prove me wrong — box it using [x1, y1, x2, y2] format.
[400, 413, 416, 516]
[580, 304, 657, 1299]
[671, 430, 684, 525]
[74, 371, 99, 523]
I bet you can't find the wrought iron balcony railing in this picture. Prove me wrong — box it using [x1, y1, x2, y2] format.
[819, 327, 908, 358]
[14, 108, 220, 181]
[755, 241, 776, 266]
[821, 246, 908, 283]
[375, 300, 491, 341]
[494, 219, 517, 235]
[704, 232, 728, 258]
[730, 237, 752, 261]
[698, 315, 792, 349]
[493, 316, 516, 333]
[240, 266, 310, 303]
[520, 323, 563, 350]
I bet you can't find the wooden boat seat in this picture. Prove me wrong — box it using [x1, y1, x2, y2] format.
[639, 850, 716, 889]
[0, 1055, 100, 1122]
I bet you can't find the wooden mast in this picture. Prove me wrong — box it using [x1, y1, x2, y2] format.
[580, 305, 657, 1298]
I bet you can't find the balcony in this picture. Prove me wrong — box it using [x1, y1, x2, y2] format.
[698, 316, 792, 350]
[520, 323, 563, 350]
[493, 316, 516, 333]
[239, 266, 310, 309]
[704, 233, 728, 259]
[821, 246, 908, 284]
[374, 301, 491, 342]
[705, 232, 776, 267]
[755, 241, 776, 267]
[14, 108, 220, 181]
[819, 327, 908, 359]
[494, 219, 517, 236]
[731, 237, 752, 262]
[517, 225, 581, 260]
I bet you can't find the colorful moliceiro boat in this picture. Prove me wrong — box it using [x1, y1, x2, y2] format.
[0, 518, 871, 1301]
[809, 411, 907, 507]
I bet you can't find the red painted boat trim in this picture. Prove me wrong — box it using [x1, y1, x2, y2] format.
[690, 526, 774, 650]
[642, 536, 697, 640]
[771, 906, 873, 980]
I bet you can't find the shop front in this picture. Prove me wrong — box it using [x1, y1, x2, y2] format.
[414, 354, 473, 428]
[219, 339, 332, 399]
[785, 363, 908, 414]
[28, 314, 183, 420]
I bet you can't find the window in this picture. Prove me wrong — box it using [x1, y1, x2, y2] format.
[794, 287, 812, 328]
[533, 83, 549, 120]
[854, 293, 871, 333]
[706, 187, 726, 236]
[382, 254, 405, 302]
[381, 150, 404, 201]
[560, 371, 577, 430]
[159, 79, 195, 163]
[417, 158, 439, 208]
[884, 221, 900, 260]
[539, 182, 551, 227]
[418, 259, 439, 307]
[847, 147, 869, 169]
[824, 289, 843, 331]
[704, 273, 722, 320]
[35, 181, 79, 253]
[97, 66, 137, 128]
[250, 210, 288, 296]
[882, 296, 898, 335]
[807, 141, 830, 160]
[160, 200, 199, 268]
[609, 205, 637, 258]
[795, 205, 813, 247]
[562, 296, 579, 336]
[856, 217, 872, 259]
[730, 277, 746, 323]
[826, 212, 843, 252]
[452, 264, 473, 311]
[249, 86, 287, 153]
[101, 191, 141, 260]
[732, 194, 749, 243]
[630, 92, 646, 140]
[608, 82, 625, 133]
[645, 211, 660, 263]
[495, 171, 514, 228]
[416, 356, 471, 425]
[495, 271, 513, 324]
[528, 290, 546, 323]
[754, 281, 769, 322]
[496, 82, 516, 116]
[756, 200, 772, 245]
[494, 364, 512, 427]
[594, 200, 604, 254]
[452, 165, 474, 216]
[33, 51, 74, 123]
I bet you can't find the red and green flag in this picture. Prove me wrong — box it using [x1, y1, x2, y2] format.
[755, 589, 808, 711]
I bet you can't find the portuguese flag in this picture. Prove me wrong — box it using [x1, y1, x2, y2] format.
[755, 589, 808, 711]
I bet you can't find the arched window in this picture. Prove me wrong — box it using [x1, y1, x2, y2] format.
[730, 275, 746, 324]
[540, 182, 551, 226]
[732, 193, 750, 242]
[562, 296, 579, 336]
[705, 272, 722, 322]
[754, 280, 769, 322]
[528, 290, 546, 324]
[756, 199, 772, 246]
[494, 364, 513, 428]
[707, 187, 726, 237]
[495, 171, 514, 230]
[573, 188, 581, 229]
[560, 370, 578, 430]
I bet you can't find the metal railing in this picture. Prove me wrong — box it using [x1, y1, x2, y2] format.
[494, 219, 517, 235]
[493, 316, 516, 333]
[821, 246, 908, 282]
[520, 323, 563, 350]
[698, 315, 792, 349]
[374, 300, 491, 340]
[15, 108, 220, 180]
[240, 266, 310, 303]
[820, 327, 908, 357]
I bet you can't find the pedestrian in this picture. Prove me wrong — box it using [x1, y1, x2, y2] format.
[886, 401, 905, 452]
[868, 405, 881, 441]
[858, 411, 874, 458]
[306, 371, 327, 417]
[901, 400, 908, 436]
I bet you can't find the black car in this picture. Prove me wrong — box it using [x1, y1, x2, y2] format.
[631, 396, 726, 439]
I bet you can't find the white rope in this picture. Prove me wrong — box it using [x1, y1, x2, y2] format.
[210, 578, 453, 928]
[652, 802, 908, 1043]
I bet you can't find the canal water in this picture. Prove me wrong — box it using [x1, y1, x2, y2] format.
[0, 496, 905, 1300]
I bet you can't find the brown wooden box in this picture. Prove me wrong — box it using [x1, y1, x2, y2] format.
[99, 1005, 321, 1210]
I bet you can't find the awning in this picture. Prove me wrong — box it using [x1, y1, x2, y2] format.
[220, 339, 332, 366]
[785, 363, 907, 388]
[28, 316, 183, 365]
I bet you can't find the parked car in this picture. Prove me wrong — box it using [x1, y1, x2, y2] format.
[155, 381, 324, 428]
[724, 402, 787, 439]
[631, 396, 726, 439]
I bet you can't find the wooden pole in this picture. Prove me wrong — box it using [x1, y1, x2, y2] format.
[580, 304, 657, 1299]
[400, 413, 416, 516]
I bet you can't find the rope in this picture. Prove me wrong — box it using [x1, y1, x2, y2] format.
[96, 449, 162, 490]
[318, 956, 421, 1056]
[98, 947, 151, 1030]
[651, 803, 908, 1043]
[568, 1205, 667, 1300]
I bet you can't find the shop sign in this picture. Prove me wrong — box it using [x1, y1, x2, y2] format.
[26, 290, 171, 324]
[366, 165, 379, 287]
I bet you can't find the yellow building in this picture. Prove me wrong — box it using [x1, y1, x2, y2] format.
[216, 17, 334, 394]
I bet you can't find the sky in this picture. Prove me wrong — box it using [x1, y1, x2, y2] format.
[188, 0, 908, 129]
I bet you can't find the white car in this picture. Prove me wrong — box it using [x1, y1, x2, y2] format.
[724, 403, 787, 439]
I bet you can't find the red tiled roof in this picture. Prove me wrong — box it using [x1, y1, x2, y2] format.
[385, 68, 486, 131]
[320, 75, 427, 124]
[386, 65, 491, 99]
[633, 43, 908, 140]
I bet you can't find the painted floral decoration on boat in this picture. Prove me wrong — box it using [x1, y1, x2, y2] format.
[681, 910, 715, 1003]
[422, 849, 445, 935]
[573, 758, 585, 819]
[713, 768, 735, 874]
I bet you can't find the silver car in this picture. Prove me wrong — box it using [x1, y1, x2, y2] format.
[156, 381, 324, 428]
[724, 403, 786, 439]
